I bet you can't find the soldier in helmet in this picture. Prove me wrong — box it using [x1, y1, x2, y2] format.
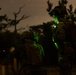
[51, 4, 75, 75]
[21, 31, 45, 75]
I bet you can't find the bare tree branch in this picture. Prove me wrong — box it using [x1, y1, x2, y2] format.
[19, 15, 31, 21]
[8, 5, 30, 33]
[14, 5, 25, 16]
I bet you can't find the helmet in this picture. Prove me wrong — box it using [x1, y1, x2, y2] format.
[23, 32, 39, 43]
[50, 6, 67, 18]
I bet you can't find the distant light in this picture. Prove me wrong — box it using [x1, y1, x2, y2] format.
[10, 47, 15, 52]
[3, 50, 5, 52]
[52, 24, 56, 29]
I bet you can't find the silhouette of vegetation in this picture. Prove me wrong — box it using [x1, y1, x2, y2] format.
[47, 0, 76, 22]
[0, 8, 9, 31]
[7, 6, 30, 33]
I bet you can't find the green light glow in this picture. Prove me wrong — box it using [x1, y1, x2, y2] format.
[34, 32, 39, 42]
[52, 24, 56, 29]
[52, 16, 59, 49]
[54, 16, 59, 24]
[54, 43, 58, 49]
[53, 25, 56, 28]
[52, 16, 59, 29]
[52, 37, 54, 42]
[58, 55, 63, 62]
[52, 18, 63, 62]
[52, 37, 58, 49]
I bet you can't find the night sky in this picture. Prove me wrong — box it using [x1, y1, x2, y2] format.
[0, 0, 76, 31]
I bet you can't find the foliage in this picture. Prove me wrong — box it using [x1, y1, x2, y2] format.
[47, 0, 76, 22]
[0, 30, 20, 52]
[0, 8, 9, 31]
[7, 6, 30, 33]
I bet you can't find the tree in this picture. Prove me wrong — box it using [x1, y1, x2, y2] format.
[8, 6, 30, 33]
[67, 4, 76, 22]
[47, 0, 76, 22]
[0, 30, 20, 52]
[0, 8, 8, 31]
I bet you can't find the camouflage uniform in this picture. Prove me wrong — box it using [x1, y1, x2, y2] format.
[24, 32, 45, 75]
[53, 20, 75, 75]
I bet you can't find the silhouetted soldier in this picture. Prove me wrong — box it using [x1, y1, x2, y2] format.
[25, 32, 45, 75]
[51, 4, 76, 75]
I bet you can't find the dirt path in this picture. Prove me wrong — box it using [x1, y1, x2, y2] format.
[46, 66, 76, 75]
[0, 65, 76, 75]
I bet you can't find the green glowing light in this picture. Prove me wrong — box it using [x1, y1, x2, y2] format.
[52, 16, 59, 49]
[52, 37, 54, 42]
[52, 37, 58, 49]
[53, 25, 56, 28]
[54, 42, 58, 49]
[58, 56, 63, 62]
[54, 16, 59, 24]
[34, 32, 39, 42]
[52, 16, 59, 29]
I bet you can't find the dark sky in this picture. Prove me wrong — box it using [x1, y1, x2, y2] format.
[0, 0, 76, 31]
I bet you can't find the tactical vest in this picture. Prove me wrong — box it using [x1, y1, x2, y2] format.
[25, 42, 44, 66]
[54, 19, 76, 42]
[53, 19, 76, 56]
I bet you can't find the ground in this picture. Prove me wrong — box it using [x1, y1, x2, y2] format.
[0, 64, 76, 75]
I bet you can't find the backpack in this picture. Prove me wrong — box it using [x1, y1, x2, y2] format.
[54, 19, 76, 42]
[54, 19, 76, 55]
[25, 42, 44, 66]
[54, 22, 66, 42]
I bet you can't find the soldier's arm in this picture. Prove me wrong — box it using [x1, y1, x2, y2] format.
[39, 45, 45, 56]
